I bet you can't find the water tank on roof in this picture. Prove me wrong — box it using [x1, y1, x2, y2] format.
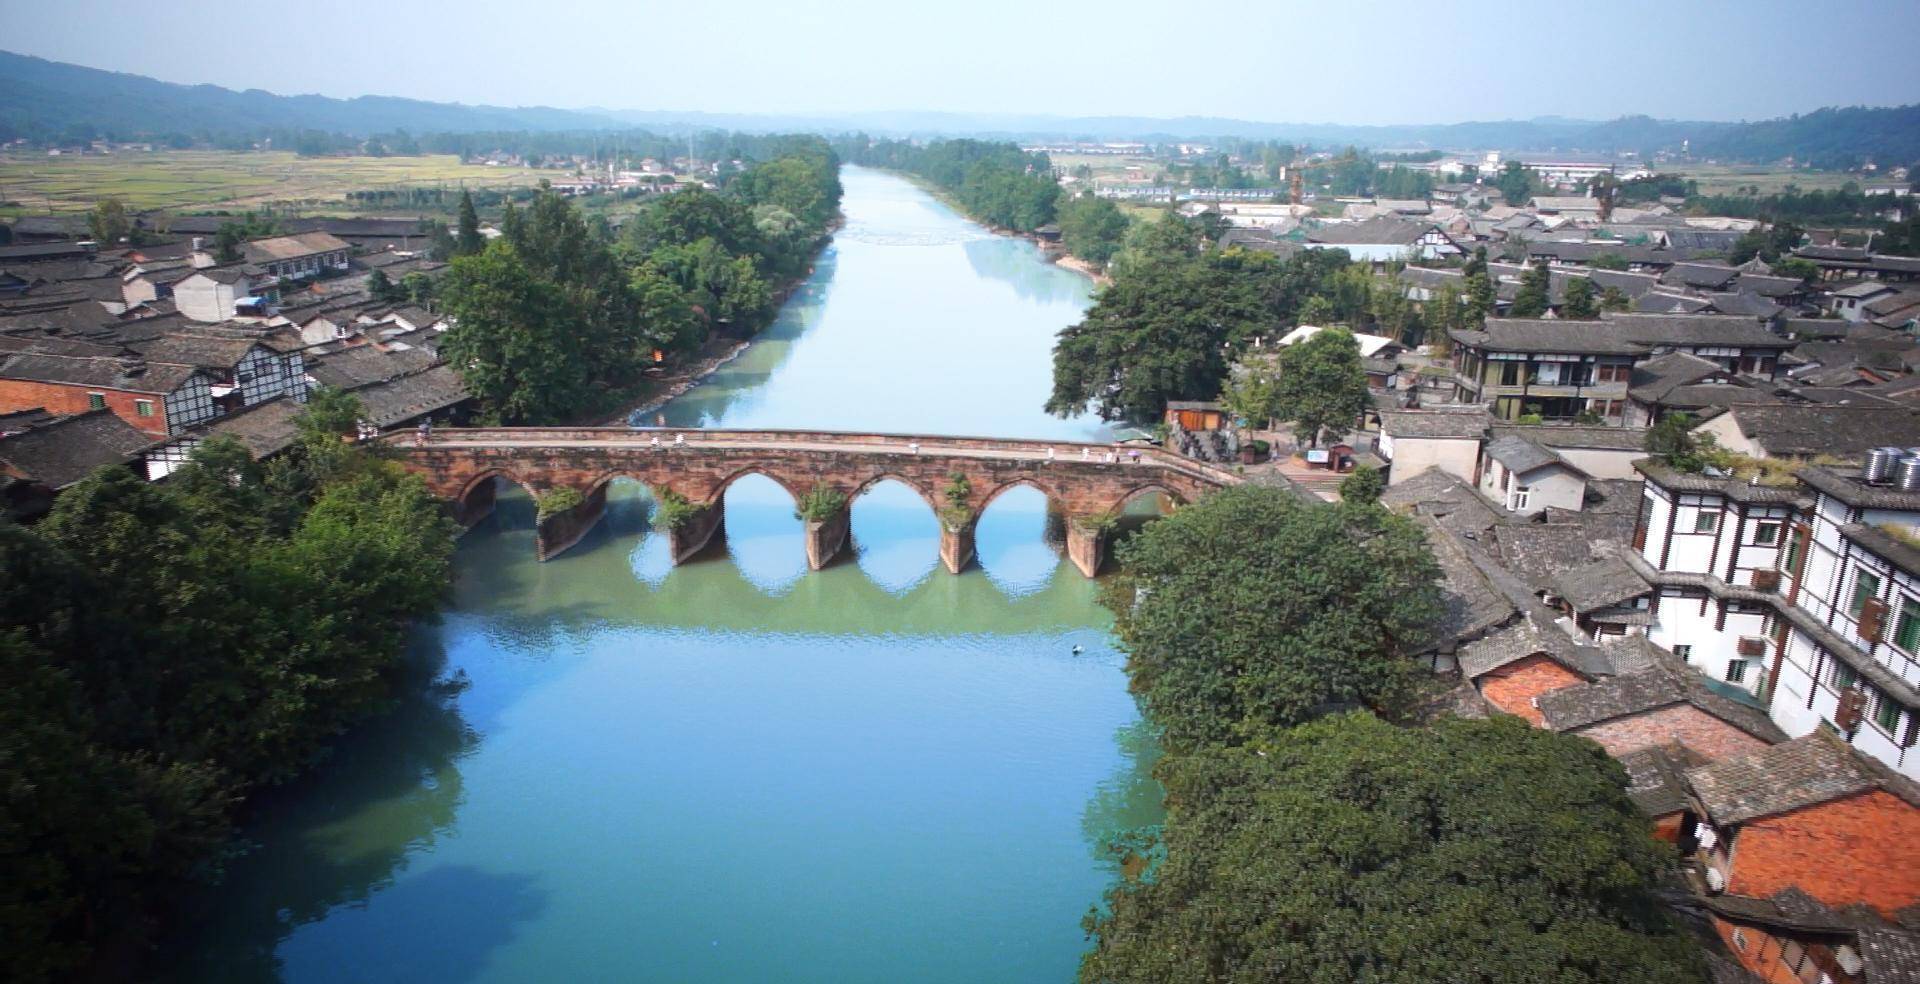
[1895, 455, 1920, 493]
[1866, 446, 1905, 484]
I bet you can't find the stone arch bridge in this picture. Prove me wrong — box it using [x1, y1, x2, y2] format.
[390, 428, 1240, 577]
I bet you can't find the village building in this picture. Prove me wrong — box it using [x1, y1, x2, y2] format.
[238, 231, 354, 281]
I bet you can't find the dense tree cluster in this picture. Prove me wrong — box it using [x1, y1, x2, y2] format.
[1047, 219, 1425, 422]
[438, 142, 841, 423]
[1055, 194, 1132, 267]
[1103, 485, 1442, 749]
[843, 137, 1059, 232]
[1081, 713, 1707, 984]
[1079, 484, 1706, 983]
[1, 395, 457, 982]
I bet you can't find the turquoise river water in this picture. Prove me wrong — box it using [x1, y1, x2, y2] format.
[165, 167, 1162, 983]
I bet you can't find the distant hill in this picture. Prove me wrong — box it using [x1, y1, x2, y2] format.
[0, 50, 623, 139]
[1, 50, 1915, 168]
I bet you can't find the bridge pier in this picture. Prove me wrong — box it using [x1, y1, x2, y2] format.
[803, 505, 852, 570]
[453, 477, 497, 528]
[536, 484, 607, 562]
[939, 518, 977, 575]
[1064, 516, 1110, 579]
[668, 498, 726, 565]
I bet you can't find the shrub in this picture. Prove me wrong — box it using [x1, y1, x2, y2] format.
[794, 483, 849, 523]
[652, 490, 706, 531]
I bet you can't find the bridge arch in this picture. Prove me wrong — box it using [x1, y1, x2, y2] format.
[709, 466, 807, 508]
[1107, 483, 1188, 518]
[457, 468, 540, 505]
[850, 472, 941, 513]
[977, 476, 1064, 516]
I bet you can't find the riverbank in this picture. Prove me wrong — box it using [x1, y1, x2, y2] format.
[887, 169, 1111, 286]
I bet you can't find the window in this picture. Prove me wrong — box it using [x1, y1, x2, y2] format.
[1874, 692, 1902, 732]
[1726, 659, 1750, 684]
[1694, 510, 1720, 534]
[134, 399, 153, 418]
[1850, 568, 1883, 615]
[1831, 661, 1861, 691]
[87, 392, 106, 410]
[1508, 485, 1530, 512]
[1896, 597, 1920, 653]
[1783, 528, 1805, 573]
[1674, 645, 1693, 660]
[1754, 522, 1780, 546]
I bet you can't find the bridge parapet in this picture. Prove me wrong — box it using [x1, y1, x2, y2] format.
[388, 427, 1241, 575]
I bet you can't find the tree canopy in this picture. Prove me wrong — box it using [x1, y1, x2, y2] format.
[1273, 327, 1371, 446]
[1, 403, 456, 981]
[1080, 713, 1706, 984]
[1102, 484, 1443, 750]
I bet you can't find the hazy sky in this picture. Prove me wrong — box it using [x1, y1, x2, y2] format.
[6, 0, 1919, 124]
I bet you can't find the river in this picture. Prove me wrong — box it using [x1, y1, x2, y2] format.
[165, 167, 1160, 983]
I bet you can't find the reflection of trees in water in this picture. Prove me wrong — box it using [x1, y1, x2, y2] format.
[1079, 717, 1165, 879]
[157, 649, 502, 983]
[960, 236, 1088, 305]
[636, 248, 840, 429]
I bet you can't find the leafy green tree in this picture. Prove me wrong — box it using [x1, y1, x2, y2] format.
[365, 268, 404, 303]
[1273, 327, 1371, 446]
[1338, 464, 1385, 505]
[1561, 274, 1600, 319]
[1102, 485, 1441, 749]
[1221, 358, 1282, 431]
[86, 197, 133, 245]
[1508, 257, 1553, 318]
[629, 263, 706, 354]
[1496, 159, 1535, 205]
[1056, 194, 1131, 267]
[439, 241, 592, 423]
[214, 221, 246, 263]
[1080, 713, 1706, 984]
[1047, 247, 1276, 421]
[455, 188, 484, 256]
[402, 271, 436, 304]
[1601, 285, 1632, 312]
[1588, 251, 1631, 271]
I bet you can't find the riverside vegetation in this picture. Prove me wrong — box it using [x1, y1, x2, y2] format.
[1077, 484, 1706, 983]
[437, 138, 842, 424]
[1, 390, 458, 982]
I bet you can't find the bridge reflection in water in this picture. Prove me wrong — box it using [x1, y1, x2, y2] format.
[393, 428, 1236, 578]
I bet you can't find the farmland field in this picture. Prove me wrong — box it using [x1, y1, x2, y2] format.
[0, 150, 570, 217]
[1665, 163, 1861, 196]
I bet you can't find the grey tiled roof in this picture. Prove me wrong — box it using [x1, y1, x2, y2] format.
[307, 345, 437, 390]
[1381, 467, 1501, 537]
[1616, 743, 1705, 817]
[1723, 404, 1920, 457]
[0, 409, 154, 487]
[1492, 423, 1649, 451]
[352, 365, 470, 427]
[1686, 729, 1920, 825]
[1537, 647, 1785, 742]
[1378, 406, 1492, 439]
[1550, 554, 1650, 612]
[1457, 616, 1589, 680]
[1417, 515, 1517, 652]
[1628, 349, 1735, 399]
[1484, 434, 1567, 475]
[1855, 928, 1920, 984]
[1490, 523, 1594, 589]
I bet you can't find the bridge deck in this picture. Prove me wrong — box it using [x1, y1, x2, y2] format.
[393, 427, 1242, 487]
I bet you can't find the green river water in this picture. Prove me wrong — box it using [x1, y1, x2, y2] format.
[166, 167, 1162, 983]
